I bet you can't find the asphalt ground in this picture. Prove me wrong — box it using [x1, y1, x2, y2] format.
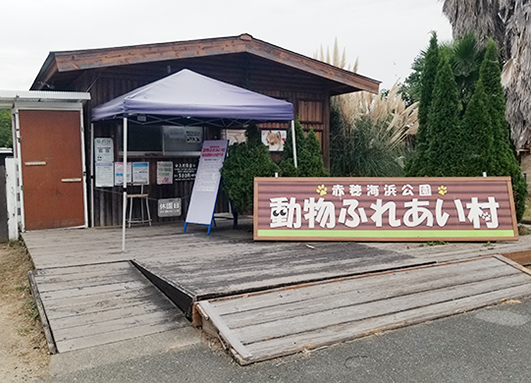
[37, 297, 531, 383]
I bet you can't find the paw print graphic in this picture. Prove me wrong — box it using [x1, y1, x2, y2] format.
[481, 212, 492, 221]
[316, 184, 327, 196]
[438, 185, 448, 195]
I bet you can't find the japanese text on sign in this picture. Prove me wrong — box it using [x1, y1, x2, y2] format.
[254, 177, 518, 242]
[270, 183, 499, 230]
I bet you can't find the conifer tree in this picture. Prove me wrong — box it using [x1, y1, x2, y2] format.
[279, 120, 305, 177]
[425, 54, 465, 176]
[221, 124, 280, 214]
[479, 40, 527, 220]
[405, 32, 439, 176]
[461, 79, 494, 175]
[297, 128, 329, 177]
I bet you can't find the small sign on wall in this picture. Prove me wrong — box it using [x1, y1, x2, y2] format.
[95, 138, 114, 187]
[174, 161, 198, 182]
[157, 161, 173, 185]
[261, 130, 286, 151]
[158, 198, 182, 217]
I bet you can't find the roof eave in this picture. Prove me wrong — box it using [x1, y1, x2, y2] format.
[31, 34, 380, 94]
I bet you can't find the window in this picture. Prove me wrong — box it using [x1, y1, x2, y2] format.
[120, 124, 204, 156]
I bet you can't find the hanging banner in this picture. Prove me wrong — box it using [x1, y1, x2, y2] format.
[185, 140, 228, 228]
[254, 177, 519, 242]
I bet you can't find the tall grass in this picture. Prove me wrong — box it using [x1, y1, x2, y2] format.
[316, 40, 418, 177]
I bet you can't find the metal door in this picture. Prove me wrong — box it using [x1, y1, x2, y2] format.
[19, 110, 85, 230]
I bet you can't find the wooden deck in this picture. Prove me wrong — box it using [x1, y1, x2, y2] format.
[28, 261, 187, 353]
[21, 219, 531, 359]
[194, 255, 531, 364]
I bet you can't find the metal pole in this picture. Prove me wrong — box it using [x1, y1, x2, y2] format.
[90, 123, 95, 227]
[291, 120, 298, 168]
[122, 117, 128, 251]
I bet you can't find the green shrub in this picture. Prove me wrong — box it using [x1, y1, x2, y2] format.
[279, 120, 328, 177]
[221, 124, 279, 214]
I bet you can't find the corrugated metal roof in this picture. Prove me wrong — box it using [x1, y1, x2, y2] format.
[0, 90, 90, 103]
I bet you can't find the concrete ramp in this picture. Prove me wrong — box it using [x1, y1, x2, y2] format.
[193, 255, 531, 365]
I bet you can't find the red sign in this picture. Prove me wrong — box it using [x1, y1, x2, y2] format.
[253, 177, 518, 241]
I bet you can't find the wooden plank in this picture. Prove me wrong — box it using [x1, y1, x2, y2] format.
[34, 271, 143, 293]
[53, 310, 182, 342]
[45, 288, 173, 320]
[233, 272, 531, 345]
[211, 257, 507, 315]
[51, 300, 178, 330]
[33, 261, 131, 277]
[195, 301, 252, 360]
[55, 319, 181, 353]
[28, 271, 57, 354]
[243, 283, 531, 364]
[34, 266, 141, 285]
[220, 261, 522, 328]
[494, 254, 531, 276]
[40, 280, 150, 301]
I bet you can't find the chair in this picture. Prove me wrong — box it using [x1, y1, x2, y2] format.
[127, 185, 152, 227]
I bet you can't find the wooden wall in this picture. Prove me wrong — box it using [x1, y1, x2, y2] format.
[62, 55, 331, 227]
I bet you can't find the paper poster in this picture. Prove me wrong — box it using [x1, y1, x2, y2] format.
[114, 162, 132, 186]
[193, 143, 227, 193]
[94, 138, 114, 163]
[133, 162, 149, 184]
[95, 163, 114, 187]
[157, 161, 173, 185]
[261, 130, 286, 151]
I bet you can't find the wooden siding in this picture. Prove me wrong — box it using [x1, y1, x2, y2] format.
[82, 66, 331, 226]
[36, 45, 349, 226]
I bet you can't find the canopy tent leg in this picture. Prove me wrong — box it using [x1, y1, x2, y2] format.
[122, 117, 128, 251]
[90, 123, 95, 227]
[291, 120, 298, 168]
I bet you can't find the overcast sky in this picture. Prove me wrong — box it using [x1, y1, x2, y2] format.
[0, 0, 452, 92]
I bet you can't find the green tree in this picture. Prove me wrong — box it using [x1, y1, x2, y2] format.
[400, 53, 424, 106]
[278, 121, 328, 177]
[297, 128, 328, 177]
[461, 79, 494, 175]
[278, 120, 305, 177]
[404, 32, 439, 176]
[479, 40, 527, 220]
[450, 33, 485, 113]
[0, 110, 12, 148]
[425, 55, 466, 176]
[221, 124, 280, 214]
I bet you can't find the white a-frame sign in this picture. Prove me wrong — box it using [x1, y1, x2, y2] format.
[184, 140, 229, 234]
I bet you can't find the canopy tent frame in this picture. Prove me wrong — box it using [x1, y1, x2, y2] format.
[91, 69, 296, 251]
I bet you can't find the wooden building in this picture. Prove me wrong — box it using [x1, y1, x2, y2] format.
[31, 34, 379, 227]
